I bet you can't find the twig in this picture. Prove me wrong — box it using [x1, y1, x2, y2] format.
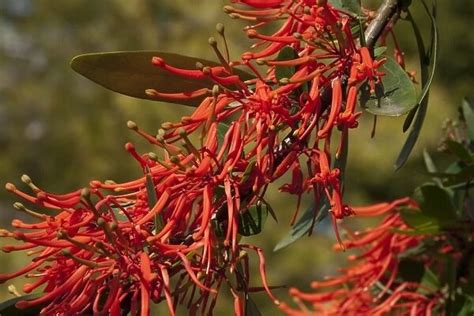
[365, 0, 402, 48]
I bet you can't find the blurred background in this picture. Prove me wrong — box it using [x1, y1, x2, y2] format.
[0, 0, 472, 314]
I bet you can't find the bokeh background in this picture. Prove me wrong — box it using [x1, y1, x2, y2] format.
[0, 0, 472, 314]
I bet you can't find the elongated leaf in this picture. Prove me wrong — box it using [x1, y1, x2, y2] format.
[413, 184, 456, 222]
[395, 4, 438, 169]
[275, 46, 298, 82]
[336, 130, 349, 192]
[146, 172, 163, 233]
[423, 149, 437, 173]
[360, 57, 417, 117]
[245, 294, 262, 316]
[400, 208, 440, 234]
[398, 239, 429, 258]
[217, 122, 230, 146]
[0, 294, 44, 316]
[273, 200, 330, 251]
[462, 98, 474, 142]
[238, 202, 268, 236]
[428, 160, 474, 187]
[419, 267, 440, 292]
[423, 149, 443, 186]
[374, 46, 387, 57]
[71, 51, 254, 107]
[402, 6, 437, 131]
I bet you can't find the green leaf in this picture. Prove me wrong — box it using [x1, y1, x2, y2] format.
[335, 130, 349, 193]
[274, 199, 330, 251]
[328, 0, 361, 15]
[145, 172, 163, 233]
[373, 46, 387, 58]
[244, 294, 262, 316]
[111, 201, 134, 221]
[70, 51, 254, 107]
[400, 208, 440, 234]
[217, 122, 230, 146]
[423, 149, 437, 173]
[359, 57, 417, 117]
[419, 267, 440, 292]
[462, 98, 474, 142]
[447, 181, 474, 192]
[275, 46, 298, 82]
[0, 294, 44, 316]
[456, 298, 474, 316]
[238, 202, 269, 236]
[402, 106, 418, 132]
[398, 240, 428, 258]
[446, 161, 464, 174]
[429, 165, 474, 186]
[413, 184, 456, 222]
[395, 4, 438, 169]
[445, 140, 473, 164]
[423, 149, 443, 186]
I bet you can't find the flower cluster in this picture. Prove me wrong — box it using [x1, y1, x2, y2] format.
[280, 198, 447, 315]
[0, 0, 391, 314]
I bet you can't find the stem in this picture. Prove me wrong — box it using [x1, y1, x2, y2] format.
[365, 0, 402, 48]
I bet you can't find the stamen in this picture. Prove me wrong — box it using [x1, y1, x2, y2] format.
[8, 284, 21, 297]
[61, 249, 100, 268]
[13, 202, 48, 220]
[57, 230, 100, 254]
[178, 128, 201, 160]
[80, 188, 100, 217]
[216, 23, 230, 63]
[127, 120, 159, 145]
[97, 217, 116, 247]
[21, 174, 40, 193]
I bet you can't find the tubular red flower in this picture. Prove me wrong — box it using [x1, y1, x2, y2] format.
[283, 198, 446, 315]
[0, 0, 396, 314]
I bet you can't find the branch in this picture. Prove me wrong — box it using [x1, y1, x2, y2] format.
[365, 0, 402, 48]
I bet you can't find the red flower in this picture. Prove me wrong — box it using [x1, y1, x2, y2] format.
[281, 198, 446, 316]
[0, 0, 392, 314]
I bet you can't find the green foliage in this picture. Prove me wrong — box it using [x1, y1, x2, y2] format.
[396, 0, 439, 169]
[238, 202, 269, 236]
[360, 57, 417, 117]
[462, 98, 474, 142]
[275, 46, 298, 82]
[244, 294, 262, 316]
[0, 294, 43, 316]
[71, 51, 253, 107]
[273, 200, 330, 251]
[395, 99, 474, 314]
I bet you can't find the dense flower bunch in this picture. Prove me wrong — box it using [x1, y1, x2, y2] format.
[280, 198, 447, 315]
[0, 0, 395, 315]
